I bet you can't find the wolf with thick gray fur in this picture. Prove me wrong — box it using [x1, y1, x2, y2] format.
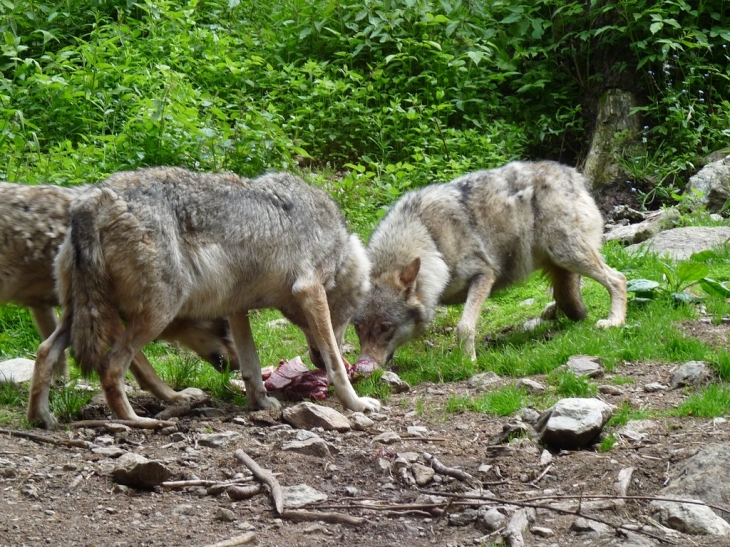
[0, 181, 240, 406]
[28, 168, 378, 428]
[353, 160, 627, 366]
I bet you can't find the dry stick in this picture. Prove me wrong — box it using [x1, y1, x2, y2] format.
[503, 508, 535, 547]
[0, 427, 88, 448]
[69, 419, 175, 430]
[234, 449, 283, 514]
[155, 396, 210, 420]
[161, 477, 256, 489]
[529, 463, 552, 486]
[281, 510, 365, 526]
[423, 452, 476, 484]
[199, 532, 256, 547]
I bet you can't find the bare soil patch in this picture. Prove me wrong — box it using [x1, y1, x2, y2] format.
[2, 320, 730, 547]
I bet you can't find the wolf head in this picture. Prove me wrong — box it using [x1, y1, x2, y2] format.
[353, 257, 433, 367]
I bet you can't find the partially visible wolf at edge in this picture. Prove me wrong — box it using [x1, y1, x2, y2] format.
[353, 160, 627, 368]
[0, 181, 242, 406]
[26, 168, 379, 429]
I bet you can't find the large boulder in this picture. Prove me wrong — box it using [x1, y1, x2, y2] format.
[627, 226, 730, 260]
[685, 155, 730, 213]
[536, 398, 613, 449]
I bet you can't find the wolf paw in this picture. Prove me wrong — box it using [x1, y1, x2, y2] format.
[541, 301, 558, 319]
[595, 318, 622, 329]
[27, 408, 59, 430]
[355, 396, 381, 413]
[254, 395, 282, 411]
[176, 387, 207, 401]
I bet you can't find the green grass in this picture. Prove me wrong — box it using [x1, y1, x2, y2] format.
[672, 384, 730, 418]
[446, 385, 528, 417]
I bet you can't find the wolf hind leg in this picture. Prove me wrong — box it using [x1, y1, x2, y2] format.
[292, 278, 379, 413]
[456, 272, 495, 361]
[98, 317, 171, 426]
[547, 248, 627, 328]
[30, 305, 68, 381]
[228, 311, 281, 411]
[27, 308, 72, 429]
[542, 264, 587, 321]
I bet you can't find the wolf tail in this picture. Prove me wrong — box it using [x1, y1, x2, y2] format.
[66, 188, 121, 377]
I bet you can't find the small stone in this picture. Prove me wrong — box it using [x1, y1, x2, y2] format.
[215, 508, 236, 522]
[570, 517, 612, 538]
[91, 446, 126, 458]
[477, 507, 505, 532]
[566, 355, 604, 378]
[406, 425, 428, 437]
[531, 526, 555, 538]
[448, 508, 479, 526]
[198, 431, 242, 448]
[468, 372, 501, 389]
[412, 463, 435, 486]
[536, 398, 613, 450]
[598, 384, 624, 395]
[380, 371, 410, 393]
[374, 458, 391, 472]
[372, 431, 401, 444]
[349, 412, 374, 431]
[282, 437, 331, 458]
[282, 484, 328, 509]
[519, 408, 541, 425]
[539, 449, 553, 466]
[644, 382, 668, 392]
[671, 361, 709, 389]
[0, 358, 35, 384]
[111, 453, 171, 489]
[283, 402, 351, 432]
[344, 486, 359, 497]
[516, 378, 546, 393]
[172, 504, 195, 516]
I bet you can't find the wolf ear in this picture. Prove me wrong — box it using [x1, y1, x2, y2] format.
[399, 257, 420, 292]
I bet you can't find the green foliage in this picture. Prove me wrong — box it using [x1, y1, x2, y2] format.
[551, 372, 597, 398]
[48, 382, 94, 423]
[598, 434, 616, 452]
[673, 384, 730, 418]
[446, 385, 527, 417]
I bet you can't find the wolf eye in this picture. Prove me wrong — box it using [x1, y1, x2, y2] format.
[379, 323, 393, 335]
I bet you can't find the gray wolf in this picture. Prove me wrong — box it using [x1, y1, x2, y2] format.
[353, 160, 627, 367]
[0, 181, 239, 409]
[28, 167, 378, 428]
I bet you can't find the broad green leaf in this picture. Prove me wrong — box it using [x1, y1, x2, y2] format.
[677, 261, 709, 286]
[650, 22, 663, 34]
[690, 250, 718, 262]
[671, 292, 702, 303]
[699, 278, 730, 298]
[627, 279, 660, 292]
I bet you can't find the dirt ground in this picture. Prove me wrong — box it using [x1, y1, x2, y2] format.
[2, 319, 730, 547]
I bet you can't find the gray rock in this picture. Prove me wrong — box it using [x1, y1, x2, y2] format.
[406, 425, 428, 437]
[0, 358, 35, 384]
[448, 508, 479, 527]
[412, 463, 435, 486]
[515, 378, 546, 393]
[281, 437, 331, 458]
[604, 209, 680, 245]
[380, 371, 410, 393]
[627, 227, 730, 261]
[644, 382, 668, 392]
[651, 499, 730, 535]
[172, 504, 195, 516]
[349, 412, 374, 431]
[519, 407, 542, 425]
[539, 449, 553, 466]
[566, 355, 603, 378]
[282, 484, 328, 508]
[215, 508, 236, 522]
[282, 402, 351, 432]
[468, 371, 501, 389]
[671, 360, 709, 389]
[198, 431, 242, 448]
[91, 446, 126, 458]
[476, 507, 505, 532]
[111, 452, 171, 489]
[598, 384, 624, 395]
[530, 526, 555, 538]
[536, 398, 613, 449]
[658, 443, 730, 522]
[685, 156, 730, 213]
[570, 516, 612, 538]
[372, 431, 401, 444]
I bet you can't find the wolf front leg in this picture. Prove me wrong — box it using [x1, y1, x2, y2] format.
[228, 311, 281, 411]
[27, 311, 72, 429]
[293, 280, 380, 413]
[456, 272, 495, 361]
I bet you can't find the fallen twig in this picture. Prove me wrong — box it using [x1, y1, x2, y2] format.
[529, 463, 552, 486]
[161, 477, 256, 489]
[69, 419, 175, 430]
[234, 449, 283, 514]
[281, 509, 365, 526]
[503, 507, 534, 547]
[155, 396, 210, 420]
[199, 532, 256, 547]
[423, 452, 477, 484]
[0, 427, 89, 448]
